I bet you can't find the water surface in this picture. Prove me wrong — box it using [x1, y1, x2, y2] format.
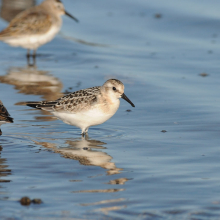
[0, 0, 220, 219]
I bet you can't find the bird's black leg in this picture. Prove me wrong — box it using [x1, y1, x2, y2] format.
[81, 132, 89, 140]
[84, 133, 89, 140]
[27, 49, 31, 65]
[0, 129, 2, 136]
[27, 50, 37, 66]
[26, 49, 30, 58]
[33, 50, 36, 66]
[81, 127, 89, 137]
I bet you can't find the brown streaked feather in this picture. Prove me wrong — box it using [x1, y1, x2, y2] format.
[0, 101, 13, 123]
[0, 9, 52, 38]
[26, 86, 101, 113]
[54, 86, 100, 113]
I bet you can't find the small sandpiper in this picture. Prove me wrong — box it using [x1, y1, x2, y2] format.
[0, 0, 78, 59]
[0, 101, 14, 135]
[25, 79, 135, 135]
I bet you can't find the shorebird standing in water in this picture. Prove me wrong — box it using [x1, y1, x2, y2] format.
[25, 79, 135, 135]
[0, 0, 78, 64]
[0, 101, 13, 135]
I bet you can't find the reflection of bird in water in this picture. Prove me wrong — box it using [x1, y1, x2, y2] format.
[0, 0, 78, 64]
[0, 65, 63, 101]
[0, 145, 11, 183]
[25, 79, 135, 135]
[0, 101, 13, 136]
[0, 65, 63, 122]
[34, 136, 122, 175]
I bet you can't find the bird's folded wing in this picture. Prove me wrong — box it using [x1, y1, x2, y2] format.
[0, 103, 13, 123]
[54, 87, 101, 113]
[0, 10, 52, 38]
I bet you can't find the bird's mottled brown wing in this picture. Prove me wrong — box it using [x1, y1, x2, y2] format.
[0, 9, 52, 37]
[0, 101, 13, 123]
[54, 87, 101, 113]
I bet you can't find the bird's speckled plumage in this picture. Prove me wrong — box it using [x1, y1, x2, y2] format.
[55, 86, 101, 113]
[0, 100, 14, 135]
[26, 79, 135, 135]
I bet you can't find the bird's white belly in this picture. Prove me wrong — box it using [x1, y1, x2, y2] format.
[3, 25, 61, 50]
[53, 108, 115, 130]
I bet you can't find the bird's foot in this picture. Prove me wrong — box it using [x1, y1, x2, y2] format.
[27, 50, 36, 66]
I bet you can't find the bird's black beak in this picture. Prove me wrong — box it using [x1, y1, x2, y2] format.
[121, 93, 135, 107]
[65, 11, 79, 22]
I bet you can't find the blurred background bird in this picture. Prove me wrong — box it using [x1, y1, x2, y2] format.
[0, 0, 78, 64]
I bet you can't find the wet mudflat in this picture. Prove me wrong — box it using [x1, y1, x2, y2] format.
[1, 0, 220, 219]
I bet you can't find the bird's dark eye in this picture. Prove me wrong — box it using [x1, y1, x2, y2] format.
[112, 87, 116, 91]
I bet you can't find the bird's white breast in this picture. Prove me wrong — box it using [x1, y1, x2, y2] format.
[53, 109, 114, 129]
[52, 101, 120, 130]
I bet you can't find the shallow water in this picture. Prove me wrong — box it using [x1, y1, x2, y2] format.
[1, 0, 220, 219]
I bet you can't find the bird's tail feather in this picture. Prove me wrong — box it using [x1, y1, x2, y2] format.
[25, 101, 57, 111]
